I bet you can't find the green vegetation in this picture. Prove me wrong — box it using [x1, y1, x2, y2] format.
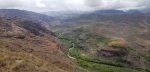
[67, 46, 145, 72]
[97, 37, 110, 46]
[69, 48, 81, 58]
[51, 25, 148, 72]
[75, 59, 145, 72]
[57, 33, 146, 72]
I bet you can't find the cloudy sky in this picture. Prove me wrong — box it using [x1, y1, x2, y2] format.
[0, 0, 149, 12]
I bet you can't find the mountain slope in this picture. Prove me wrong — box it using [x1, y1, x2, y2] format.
[0, 9, 58, 26]
[0, 17, 86, 72]
[50, 10, 150, 72]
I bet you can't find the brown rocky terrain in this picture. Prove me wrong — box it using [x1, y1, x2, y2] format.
[0, 17, 86, 72]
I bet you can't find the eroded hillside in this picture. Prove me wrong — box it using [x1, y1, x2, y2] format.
[0, 17, 86, 72]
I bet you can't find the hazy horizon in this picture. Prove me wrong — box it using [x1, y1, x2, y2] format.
[0, 0, 149, 12]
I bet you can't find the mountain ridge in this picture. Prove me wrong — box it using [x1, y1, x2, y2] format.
[0, 9, 60, 26]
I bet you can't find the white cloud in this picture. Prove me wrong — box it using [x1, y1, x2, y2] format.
[84, 0, 147, 10]
[36, 0, 46, 8]
[0, 0, 149, 12]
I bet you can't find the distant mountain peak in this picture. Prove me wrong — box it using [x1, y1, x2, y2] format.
[94, 9, 142, 14]
[94, 9, 125, 14]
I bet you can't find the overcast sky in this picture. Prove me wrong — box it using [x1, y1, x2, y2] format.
[0, 0, 149, 12]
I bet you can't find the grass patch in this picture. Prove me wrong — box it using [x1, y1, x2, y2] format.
[75, 59, 145, 72]
[69, 48, 81, 58]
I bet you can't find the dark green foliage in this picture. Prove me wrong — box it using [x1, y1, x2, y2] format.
[118, 48, 129, 57]
[75, 59, 145, 72]
[69, 48, 81, 58]
[146, 69, 150, 72]
[97, 37, 110, 45]
[68, 46, 145, 72]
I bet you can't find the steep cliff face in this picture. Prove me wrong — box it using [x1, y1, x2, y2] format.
[0, 17, 86, 72]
